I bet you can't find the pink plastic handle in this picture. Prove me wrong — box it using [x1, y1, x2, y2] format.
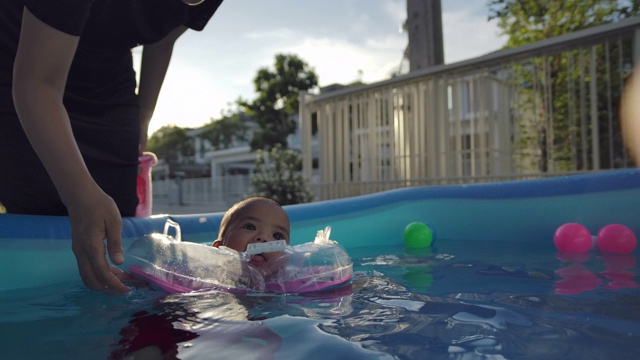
[135, 152, 158, 217]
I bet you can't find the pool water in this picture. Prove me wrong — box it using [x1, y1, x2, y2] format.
[1, 239, 639, 359]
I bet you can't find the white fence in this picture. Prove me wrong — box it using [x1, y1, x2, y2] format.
[300, 17, 640, 201]
[151, 170, 598, 211]
[152, 175, 253, 212]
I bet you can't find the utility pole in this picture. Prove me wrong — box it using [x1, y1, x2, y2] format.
[405, 0, 444, 71]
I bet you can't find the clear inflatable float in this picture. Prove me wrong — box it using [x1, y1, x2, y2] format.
[126, 222, 353, 294]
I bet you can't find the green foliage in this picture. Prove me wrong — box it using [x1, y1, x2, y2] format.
[488, 0, 639, 171]
[147, 125, 194, 168]
[251, 144, 313, 205]
[199, 111, 249, 150]
[489, 0, 639, 48]
[241, 53, 319, 151]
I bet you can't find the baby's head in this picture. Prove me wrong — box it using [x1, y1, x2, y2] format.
[213, 197, 290, 268]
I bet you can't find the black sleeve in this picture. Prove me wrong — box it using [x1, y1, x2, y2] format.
[24, 0, 94, 36]
[184, 0, 224, 31]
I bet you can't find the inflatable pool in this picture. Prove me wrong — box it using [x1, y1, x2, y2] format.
[1, 169, 639, 291]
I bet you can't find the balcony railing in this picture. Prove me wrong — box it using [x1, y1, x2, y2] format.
[300, 17, 640, 201]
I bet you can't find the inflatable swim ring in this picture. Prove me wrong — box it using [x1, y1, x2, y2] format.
[125, 222, 353, 294]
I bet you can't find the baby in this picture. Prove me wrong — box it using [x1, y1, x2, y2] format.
[213, 197, 290, 269]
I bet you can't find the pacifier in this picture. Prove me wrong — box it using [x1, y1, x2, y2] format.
[242, 240, 287, 261]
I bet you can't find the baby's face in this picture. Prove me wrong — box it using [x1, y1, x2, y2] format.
[222, 201, 290, 267]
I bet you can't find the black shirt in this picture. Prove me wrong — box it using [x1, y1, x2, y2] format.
[0, 0, 223, 215]
[0, 0, 223, 110]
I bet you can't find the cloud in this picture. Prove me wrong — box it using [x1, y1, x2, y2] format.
[146, 0, 508, 135]
[442, 8, 505, 63]
[154, 65, 228, 126]
[382, 0, 407, 25]
[244, 28, 295, 41]
[278, 34, 405, 86]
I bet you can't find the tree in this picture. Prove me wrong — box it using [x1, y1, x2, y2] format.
[241, 53, 319, 151]
[199, 110, 249, 151]
[147, 125, 193, 170]
[489, 1, 639, 48]
[251, 144, 313, 205]
[488, 0, 639, 172]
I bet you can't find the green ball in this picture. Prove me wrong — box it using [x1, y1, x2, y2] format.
[403, 222, 433, 248]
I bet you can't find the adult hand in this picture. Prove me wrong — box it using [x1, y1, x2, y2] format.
[68, 190, 130, 295]
[13, 10, 130, 295]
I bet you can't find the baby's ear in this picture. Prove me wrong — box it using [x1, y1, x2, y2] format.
[212, 239, 222, 248]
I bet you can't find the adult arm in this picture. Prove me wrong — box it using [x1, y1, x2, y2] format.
[12, 8, 129, 294]
[622, 65, 640, 165]
[137, 25, 188, 152]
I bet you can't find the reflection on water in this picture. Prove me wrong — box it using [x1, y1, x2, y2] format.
[3, 242, 640, 359]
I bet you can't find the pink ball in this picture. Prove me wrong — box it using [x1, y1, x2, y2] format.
[554, 223, 592, 253]
[596, 224, 637, 254]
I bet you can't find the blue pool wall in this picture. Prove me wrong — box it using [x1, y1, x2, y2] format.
[1, 169, 639, 291]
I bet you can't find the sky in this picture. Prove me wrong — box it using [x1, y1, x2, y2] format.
[138, 0, 507, 136]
